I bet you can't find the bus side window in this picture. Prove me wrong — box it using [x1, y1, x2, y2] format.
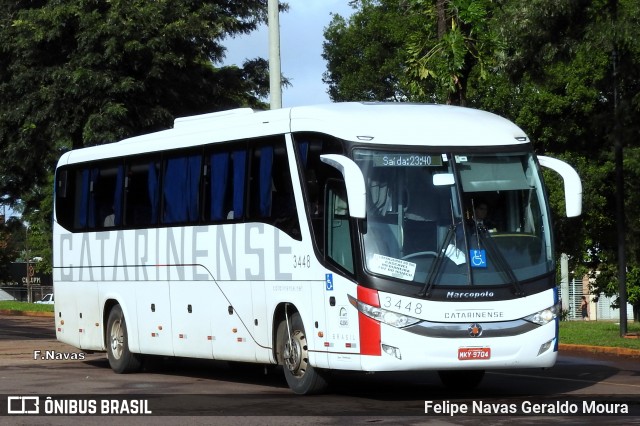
[293, 133, 344, 254]
[95, 164, 123, 228]
[125, 159, 157, 227]
[55, 168, 75, 230]
[206, 146, 246, 222]
[163, 153, 202, 224]
[74, 168, 99, 230]
[270, 143, 300, 240]
[248, 138, 300, 240]
[325, 180, 354, 274]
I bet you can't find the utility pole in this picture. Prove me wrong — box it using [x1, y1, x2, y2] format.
[25, 224, 32, 303]
[268, 0, 282, 109]
[613, 48, 627, 336]
[610, 0, 627, 337]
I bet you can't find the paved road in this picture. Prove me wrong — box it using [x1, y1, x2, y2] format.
[1, 314, 639, 424]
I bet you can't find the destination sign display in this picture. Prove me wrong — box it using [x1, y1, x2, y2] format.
[373, 153, 443, 167]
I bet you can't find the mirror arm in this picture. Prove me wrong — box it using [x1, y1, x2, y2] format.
[320, 154, 367, 219]
[538, 155, 582, 217]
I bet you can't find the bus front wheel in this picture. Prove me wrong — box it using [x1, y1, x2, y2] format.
[277, 312, 328, 395]
[106, 304, 142, 373]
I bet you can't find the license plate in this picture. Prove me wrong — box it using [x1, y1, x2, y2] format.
[458, 347, 491, 360]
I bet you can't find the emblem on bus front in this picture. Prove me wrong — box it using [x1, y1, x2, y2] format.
[468, 323, 483, 337]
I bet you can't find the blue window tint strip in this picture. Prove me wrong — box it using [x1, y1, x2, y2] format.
[148, 163, 159, 224]
[210, 152, 229, 221]
[78, 169, 90, 228]
[259, 146, 273, 217]
[88, 169, 98, 228]
[163, 155, 202, 223]
[79, 169, 98, 229]
[114, 165, 124, 226]
[163, 158, 182, 223]
[187, 155, 201, 220]
[298, 141, 308, 167]
[233, 150, 246, 218]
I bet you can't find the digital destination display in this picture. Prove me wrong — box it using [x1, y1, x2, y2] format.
[373, 153, 443, 167]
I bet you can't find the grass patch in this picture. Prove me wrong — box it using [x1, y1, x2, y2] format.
[560, 320, 640, 350]
[0, 300, 54, 313]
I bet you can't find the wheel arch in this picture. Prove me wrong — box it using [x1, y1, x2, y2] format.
[102, 298, 125, 349]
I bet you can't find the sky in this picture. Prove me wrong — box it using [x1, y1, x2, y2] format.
[222, 0, 354, 107]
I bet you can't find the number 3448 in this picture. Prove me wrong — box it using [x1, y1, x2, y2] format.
[293, 254, 311, 268]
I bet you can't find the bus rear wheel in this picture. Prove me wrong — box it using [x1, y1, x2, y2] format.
[106, 304, 142, 373]
[438, 369, 485, 390]
[277, 312, 328, 395]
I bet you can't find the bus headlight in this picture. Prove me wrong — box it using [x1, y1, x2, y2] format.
[348, 295, 421, 328]
[524, 301, 562, 325]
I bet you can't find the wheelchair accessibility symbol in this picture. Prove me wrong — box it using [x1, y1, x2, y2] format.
[470, 250, 487, 268]
[326, 274, 334, 291]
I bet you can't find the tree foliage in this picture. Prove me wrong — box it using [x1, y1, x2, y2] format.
[323, 0, 640, 320]
[0, 0, 283, 275]
[0, 217, 26, 280]
[322, 0, 422, 101]
[0, 0, 273, 207]
[324, 0, 504, 105]
[405, 0, 503, 105]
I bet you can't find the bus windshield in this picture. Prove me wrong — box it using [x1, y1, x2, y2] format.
[354, 149, 553, 289]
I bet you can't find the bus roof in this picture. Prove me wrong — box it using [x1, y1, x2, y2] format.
[58, 102, 530, 166]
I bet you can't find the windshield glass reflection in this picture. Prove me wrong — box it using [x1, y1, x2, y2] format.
[354, 150, 553, 289]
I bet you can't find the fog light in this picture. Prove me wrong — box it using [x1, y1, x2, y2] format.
[382, 344, 402, 360]
[537, 338, 554, 356]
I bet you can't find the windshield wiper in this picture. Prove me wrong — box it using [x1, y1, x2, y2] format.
[475, 227, 525, 297]
[418, 201, 458, 298]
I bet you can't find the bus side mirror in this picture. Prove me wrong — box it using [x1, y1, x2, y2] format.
[320, 154, 366, 219]
[537, 155, 582, 217]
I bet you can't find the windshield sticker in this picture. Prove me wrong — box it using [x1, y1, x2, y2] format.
[444, 244, 466, 265]
[470, 249, 487, 268]
[369, 254, 416, 281]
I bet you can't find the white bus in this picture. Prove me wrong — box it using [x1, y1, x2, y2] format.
[53, 102, 581, 394]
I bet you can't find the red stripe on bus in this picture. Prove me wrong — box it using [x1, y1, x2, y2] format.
[357, 285, 380, 307]
[357, 286, 381, 356]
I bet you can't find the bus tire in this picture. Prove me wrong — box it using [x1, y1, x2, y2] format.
[277, 312, 328, 395]
[438, 369, 485, 390]
[106, 304, 142, 374]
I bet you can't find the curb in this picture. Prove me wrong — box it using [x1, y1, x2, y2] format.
[0, 309, 54, 317]
[559, 343, 640, 358]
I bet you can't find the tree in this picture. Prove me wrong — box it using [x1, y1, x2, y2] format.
[405, 0, 503, 106]
[0, 0, 274, 207]
[323, 0, 503, 106]
[323, 0, 640, 320]
[492, 0, 640, 321]
[322, 0, 423, 101]
[0, 217, 25, 281]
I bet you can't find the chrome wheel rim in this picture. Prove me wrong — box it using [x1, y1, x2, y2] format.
[284, 330, 308, 378]
[110, 318, 123, 360]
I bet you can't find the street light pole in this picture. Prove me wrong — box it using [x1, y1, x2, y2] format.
[613, 48, 627, 336]
[25, 224, 32, 303]
[268, 0, 282, 109]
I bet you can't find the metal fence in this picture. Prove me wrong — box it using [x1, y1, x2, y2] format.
[0, 285, 52, 303]
[558, 278, 633, 321]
